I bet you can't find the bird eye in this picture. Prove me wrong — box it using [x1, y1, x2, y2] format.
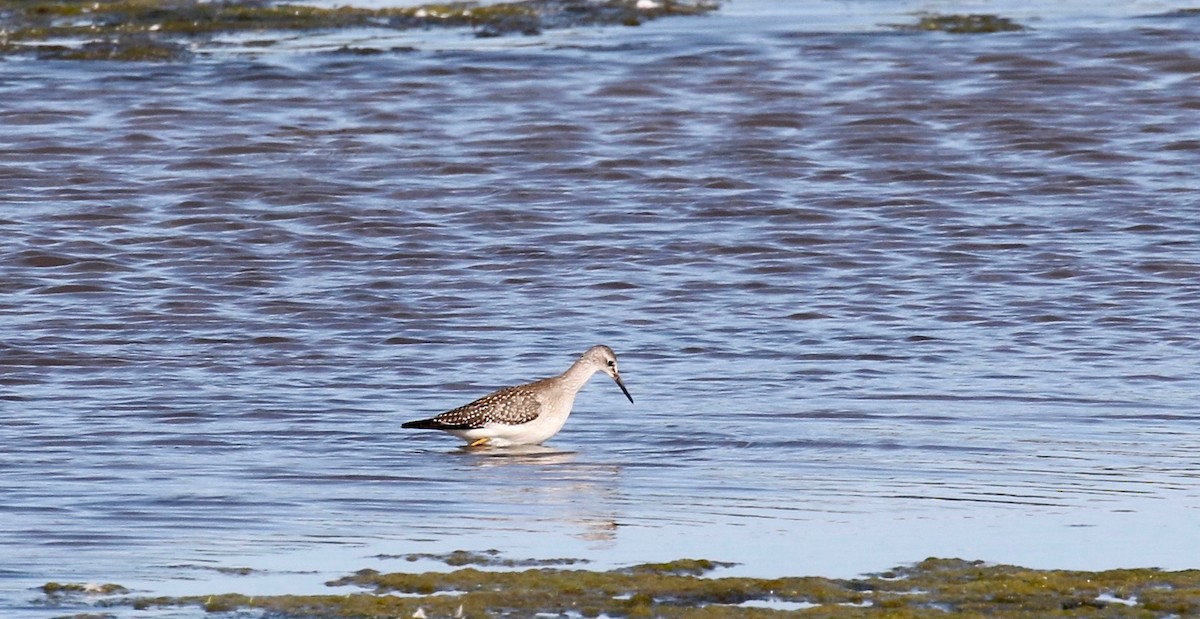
[606, 360, 615, 367]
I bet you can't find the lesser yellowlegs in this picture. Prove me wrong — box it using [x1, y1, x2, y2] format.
[402, 345, 633, 447]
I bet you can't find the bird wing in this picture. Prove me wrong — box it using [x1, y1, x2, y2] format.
[428, 384, 543, 428]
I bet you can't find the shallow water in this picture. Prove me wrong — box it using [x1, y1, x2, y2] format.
[2, 0, 1200, 616]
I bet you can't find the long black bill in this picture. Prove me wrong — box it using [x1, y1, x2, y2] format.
[613, 373, 633, 404]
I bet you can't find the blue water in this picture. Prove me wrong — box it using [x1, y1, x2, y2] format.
[2, 0, 1199, 616]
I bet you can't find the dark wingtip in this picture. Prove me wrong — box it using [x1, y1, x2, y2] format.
[403, 418, 476, 431]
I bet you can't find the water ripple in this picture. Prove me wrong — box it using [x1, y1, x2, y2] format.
[2, 4, 1200, 615]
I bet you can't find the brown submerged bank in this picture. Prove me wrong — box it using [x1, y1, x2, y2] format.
[0, 0, 717, 60]
[46, 557, 1200, 618]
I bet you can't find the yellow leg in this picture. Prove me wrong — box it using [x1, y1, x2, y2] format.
[468, 437, 490, 448]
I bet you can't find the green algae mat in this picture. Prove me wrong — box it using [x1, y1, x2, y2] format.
[43, 557, 1200, 618]
[0, 0, 718, 59]
[892, 13, 1024, 33]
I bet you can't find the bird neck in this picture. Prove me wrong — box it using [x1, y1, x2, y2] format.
[559, 357, 600, 393]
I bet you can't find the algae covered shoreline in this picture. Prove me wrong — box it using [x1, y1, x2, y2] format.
[0, 0, 719, 59]
[40, 555, 1200, 618]
[0, 0, 1054, 60]
[0, 0, 1062, 63]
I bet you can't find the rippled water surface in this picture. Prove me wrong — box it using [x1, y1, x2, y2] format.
[3, 1, 1200, 616]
